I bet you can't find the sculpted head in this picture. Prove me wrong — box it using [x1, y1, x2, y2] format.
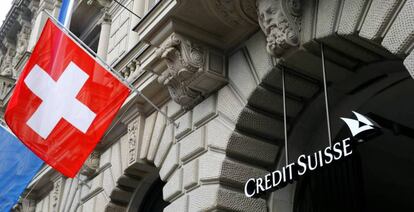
[256, 0, 301, 57]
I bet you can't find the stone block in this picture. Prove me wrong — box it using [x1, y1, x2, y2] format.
[175, 111, 192, 139]
[199, 152, 225, 182]
[382, 0, 414, 55]
[164, 195, 188, 212]
[248, 86, 302, 117]
[183, 159, 199, 190]
[147, 107, 167, 162]
[139, 112, 157, 159]
[205, 118, 233, 151]
[237, 107, 284, 140]
[227, 131, 279, 167]
[220, 159, 268, 189]
[217, 86, 245, 124]
[110, 142, 122, 181]
[82, 196, 95, 212]
[262, 67, 319, 99]
[163, 168, 183, 201]
[359, 0, 402, 41]
[316, 0, 341, 38]
[187, 184, 220, 211]
[93, 192, 108, 212]
[245, 32, 273, 80]
[228, 50, 258, 100]
[403, 50, 414, 78]
[90, 173, 104, 194]
[217, 186, 267, 212]
[180, 127, 206, 162]
[159, 143, 180, 181]
[187, 185, 267, 212]
[154, 123, 175, 167]
[192, 95, 217, 127]
[338, 0, 370, 35]
[167, 100, 183, 118]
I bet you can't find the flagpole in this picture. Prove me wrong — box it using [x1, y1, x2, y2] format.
[42, 10, 178, 128]
[58, 0, 77, 28]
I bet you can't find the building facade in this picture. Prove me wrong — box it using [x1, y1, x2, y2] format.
[1, 0, 414, 211]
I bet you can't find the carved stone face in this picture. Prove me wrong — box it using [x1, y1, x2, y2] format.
[256, 0, 300, 57]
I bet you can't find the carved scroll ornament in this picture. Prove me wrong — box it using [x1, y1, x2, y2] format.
[156, 34, 206, 109]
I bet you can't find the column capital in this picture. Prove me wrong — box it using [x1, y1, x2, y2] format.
[155, 32, 227, 109]
[99, 8, 112, 24]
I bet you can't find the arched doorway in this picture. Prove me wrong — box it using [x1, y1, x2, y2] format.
[127, 172, 169, 212]
[291, 61, 414, 211]
[105, 164, 169, 212]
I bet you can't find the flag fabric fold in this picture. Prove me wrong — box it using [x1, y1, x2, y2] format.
[0, 125, 43, 212]
[5, 19, 130, 178]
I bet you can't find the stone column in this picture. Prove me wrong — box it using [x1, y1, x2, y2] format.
[27, 0, 54, 52]
[52, 0, 62, 18]
[13, 15, 31, 75]
[97, 11, 111, 61]
[128, 0, 146, 50]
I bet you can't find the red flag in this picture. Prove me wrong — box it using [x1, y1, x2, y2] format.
[5, 19, 130, 177]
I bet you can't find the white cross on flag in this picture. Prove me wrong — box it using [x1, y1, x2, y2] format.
[5, 19, 130, 177]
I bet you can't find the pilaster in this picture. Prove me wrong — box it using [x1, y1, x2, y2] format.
[128, 0, 145, 50]
[27, 0, 54, 52]
[97, 9, 112, 61]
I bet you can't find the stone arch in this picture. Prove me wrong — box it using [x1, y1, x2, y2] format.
[218, 0, 414, 211]
[266, 60, 410, 211]
[104, 1, 414, 211]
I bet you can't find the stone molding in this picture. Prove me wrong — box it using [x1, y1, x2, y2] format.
[13, 15, 31, 71]
[256, 0, 301, 57]
[87, 0, 112, 8]
[29, 0, 40, 21]
[203, 0, 258, 27]
[156, 33, 226, 109]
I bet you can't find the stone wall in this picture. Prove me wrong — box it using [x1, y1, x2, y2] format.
[6, 0, 414, 212]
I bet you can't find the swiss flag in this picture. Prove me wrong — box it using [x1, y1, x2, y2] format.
[5, 19, 130, 177]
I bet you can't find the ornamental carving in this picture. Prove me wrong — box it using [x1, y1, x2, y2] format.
[204, 0, 257, 27]
[0, 42, 16, 78]
[256, 0, 301, 57]
[80, 151, 100, 177]
[0, 81, 13, 100]
[13, 199, 36, 212]
[127, 119, 138, 165]
[13, 16, 31, 70]
[156, 34, 206, 109]
[51, 177, 63, 212]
